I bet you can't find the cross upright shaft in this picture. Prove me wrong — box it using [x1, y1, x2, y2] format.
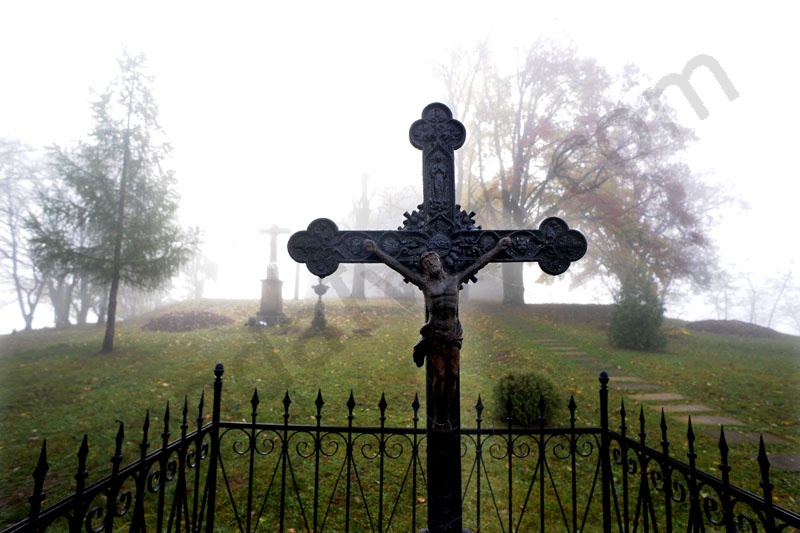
[261, 225, 290, 265]
[288, 103, 587, 533]
[409, 103, 465, 222]
[288, 106, 585, 281]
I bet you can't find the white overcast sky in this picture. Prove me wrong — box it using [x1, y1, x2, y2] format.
[1, 1, 798, 332]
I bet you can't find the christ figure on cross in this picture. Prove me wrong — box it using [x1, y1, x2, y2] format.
[289, 103, 586, 530]
[364, 236, 511, 430]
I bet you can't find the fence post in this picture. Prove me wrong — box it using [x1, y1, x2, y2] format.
[205, 362, 224, 532]
[312, 390, 324, 533]
[659, 411, 673, 533]
[619, 401, 629, 528]
[686, 419, 703, 529]
[505, 395, 514, 533]
[166, 398, 190, 531]
[74, 435, 90, 529]
[757, 436, 776, 531]
[131, 411, 150, 532]
[411, 393, 421, 533]
[378, 393, 388, 532]
[104, 420, 125, 531]
[718, 427, 734, 533]
[155, 405, 169, 531]
[599, 371, 611, 533]
[192, 393, 205, 529]
[28, 440, 48, 522]
[474, 396, 484, 532]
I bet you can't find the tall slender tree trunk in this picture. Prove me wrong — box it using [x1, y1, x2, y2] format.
[101, 276, 120, 352]
[96, 295, 107, 326]
[75, 275, 91, 325]
[502, 262, 525, 304]
[49, 278, 74, 328]
[101, 167, 128, 352]
[101, 120, 132, 353]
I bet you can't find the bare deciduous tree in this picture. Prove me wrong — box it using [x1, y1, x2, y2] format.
[0, 139, 45, 330]
[438, 41, 720, 303]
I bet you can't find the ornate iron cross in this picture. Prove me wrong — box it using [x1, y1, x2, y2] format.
[288, 102, 586, 283]
[289, 103, 586, 533]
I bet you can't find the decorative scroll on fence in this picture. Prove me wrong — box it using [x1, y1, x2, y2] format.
[4, 366, 799, 532]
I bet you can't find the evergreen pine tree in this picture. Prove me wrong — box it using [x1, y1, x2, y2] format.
[29, 51, 195, 352]
[608, 264, 667, 351]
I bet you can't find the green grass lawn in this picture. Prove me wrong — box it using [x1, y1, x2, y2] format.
[1, 298, 798, 527]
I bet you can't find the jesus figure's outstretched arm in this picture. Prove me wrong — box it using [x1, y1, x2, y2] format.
[457, 237, 512, 285]
[363, 239, 424, 288]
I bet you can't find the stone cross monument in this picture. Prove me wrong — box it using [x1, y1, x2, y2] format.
[288, 103, 587, 532]
[258, 225, 289, 325]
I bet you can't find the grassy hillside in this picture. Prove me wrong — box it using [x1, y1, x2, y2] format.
[1, 298, 798, 526]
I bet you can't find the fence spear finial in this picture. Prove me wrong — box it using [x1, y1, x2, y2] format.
[29, 439, 48, 518]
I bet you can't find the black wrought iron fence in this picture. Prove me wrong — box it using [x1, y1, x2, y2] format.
[4, 364, 799, 532]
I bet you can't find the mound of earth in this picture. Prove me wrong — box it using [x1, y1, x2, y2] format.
[142, 311, 234, 332]
[687, 319, 783, 338]
[526, 303, 612, 326]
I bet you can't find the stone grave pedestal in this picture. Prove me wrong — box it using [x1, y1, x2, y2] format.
[257, 264, 286, 325]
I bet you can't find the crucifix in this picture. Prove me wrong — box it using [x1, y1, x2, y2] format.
[288, 103, 587, 533]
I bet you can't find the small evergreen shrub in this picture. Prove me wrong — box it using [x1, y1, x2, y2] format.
[493, 371, 561, 427]
[608, 265, 668, 351]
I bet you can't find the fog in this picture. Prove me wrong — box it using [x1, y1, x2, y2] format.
[1, 1, 798, 335]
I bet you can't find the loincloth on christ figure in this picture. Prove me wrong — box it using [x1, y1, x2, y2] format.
[412, 319, 463, 368]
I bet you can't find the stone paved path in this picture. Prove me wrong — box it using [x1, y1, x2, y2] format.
[543, 338, 799, 472]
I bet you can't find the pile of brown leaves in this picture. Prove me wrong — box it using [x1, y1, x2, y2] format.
[141, 311, 234, 332]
